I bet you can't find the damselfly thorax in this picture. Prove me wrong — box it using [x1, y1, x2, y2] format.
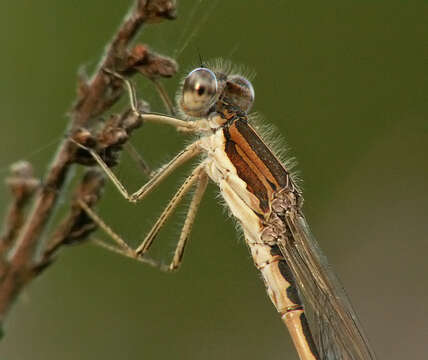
[73, 62, 376, 360]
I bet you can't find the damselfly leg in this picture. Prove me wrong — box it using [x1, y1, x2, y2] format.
[78, 160, 208, 271]
[71, 139, 201, 203]
[71, 71, 208, 271]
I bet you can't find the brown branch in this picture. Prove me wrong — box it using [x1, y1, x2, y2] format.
[35, 169, 106, 274]
[0, 0, 178, 327]
[0, 161, 39, 254]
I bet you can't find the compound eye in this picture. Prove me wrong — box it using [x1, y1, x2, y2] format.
[227, 75, 255, 112]
[181, 68, 218, 116]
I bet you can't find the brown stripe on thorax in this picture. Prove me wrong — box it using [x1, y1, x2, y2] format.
[223, 117, 291, 215]
[224, 131, 270, 213]
[234, 145, 276, 202]
[231, 118, 290, 189]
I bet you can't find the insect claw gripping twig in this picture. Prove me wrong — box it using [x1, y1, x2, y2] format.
[102, 68, 144, 118]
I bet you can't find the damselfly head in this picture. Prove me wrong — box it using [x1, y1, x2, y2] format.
[179, 65, 255, 117]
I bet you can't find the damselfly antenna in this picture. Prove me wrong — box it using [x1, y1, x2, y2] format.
[196, 46, 205, 68]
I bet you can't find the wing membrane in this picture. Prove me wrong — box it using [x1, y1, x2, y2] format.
[277, 209, 376, 360]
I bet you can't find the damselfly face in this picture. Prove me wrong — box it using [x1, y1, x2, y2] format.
[179, 67, 255, 117]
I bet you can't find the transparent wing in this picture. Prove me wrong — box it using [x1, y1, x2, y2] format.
[277, 209, 376, 360]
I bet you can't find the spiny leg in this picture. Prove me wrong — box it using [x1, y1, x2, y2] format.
[135, 163, 206, 255]
[98, 69, 199, 184]
[92, 238, 166, 270]
[131, 141, 201, 202]
[78, 164, 209, 272]
[103, 69, 194, 131]
[151, 77, 175, 116]
[116, 74, 176, 178]
[78, 199, 132, 252]
[124, 142, 154, 178]
[169, 170, 209, 271]
[71, 139, 201, 203]
[72, 68, 203, 202]
[78, 199, 167, 270]
[73, 71, 207, 270]
[71, 71, 202, 201]
[102, 70, 183, 179]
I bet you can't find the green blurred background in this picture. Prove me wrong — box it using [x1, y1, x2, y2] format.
[0, 1, 427, 359]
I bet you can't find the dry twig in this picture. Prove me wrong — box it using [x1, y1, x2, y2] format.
[0, 0, 178, 332]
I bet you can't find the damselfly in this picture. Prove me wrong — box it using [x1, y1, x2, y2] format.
[74, 61, 376, 360]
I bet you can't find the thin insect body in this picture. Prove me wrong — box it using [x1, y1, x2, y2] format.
[74, 63, 376, 360]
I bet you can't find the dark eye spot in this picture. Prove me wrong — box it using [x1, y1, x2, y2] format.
[197, 86, 205, 96]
